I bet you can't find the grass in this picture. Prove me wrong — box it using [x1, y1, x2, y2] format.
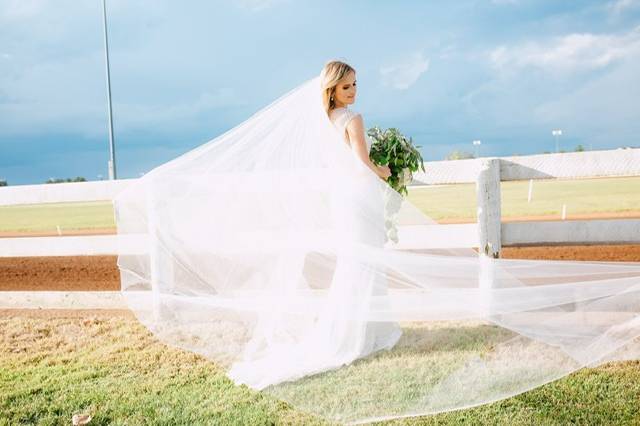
[1, 311, 639, 425]
[0, 201, 114, 234]
[0, 176, 638, 233]
[500, 176, 640, 218]
[408, 176, 640, 221]
[0, 311, 313, 426]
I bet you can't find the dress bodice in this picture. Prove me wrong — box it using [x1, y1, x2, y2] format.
[329, 107, 372, 151]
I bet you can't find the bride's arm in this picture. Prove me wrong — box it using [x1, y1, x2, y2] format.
[346, 115, 391, 179]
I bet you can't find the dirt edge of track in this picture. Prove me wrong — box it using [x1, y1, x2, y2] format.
[1, 244, 639, 291]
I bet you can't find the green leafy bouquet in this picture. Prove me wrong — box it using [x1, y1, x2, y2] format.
[367, 127, 426, 243]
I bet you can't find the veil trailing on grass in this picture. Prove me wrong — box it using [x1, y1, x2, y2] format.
[113, 73, 640, 424]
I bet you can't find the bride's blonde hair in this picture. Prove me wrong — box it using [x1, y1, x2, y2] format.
[320, 60, 355, 115]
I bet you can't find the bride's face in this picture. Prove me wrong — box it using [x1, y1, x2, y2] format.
[334, 71, 357, 106]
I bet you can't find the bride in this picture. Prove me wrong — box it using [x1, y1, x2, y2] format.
[114, 59, 640, 424]
[324, 61, 391, 181]
[226, 61, 404, 389]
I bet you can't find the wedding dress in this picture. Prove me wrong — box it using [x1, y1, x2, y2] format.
[113, 72, 640, 424]
[225, 106, 404, 389]
[328, 105, 403, 353]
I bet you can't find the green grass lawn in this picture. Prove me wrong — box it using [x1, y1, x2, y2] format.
[408, 176, 640, 221]
[500, 176, 640, 218]
[0, 201, 115, 234]
[0, 176, 638, 233]
[1, 311, 639, 425]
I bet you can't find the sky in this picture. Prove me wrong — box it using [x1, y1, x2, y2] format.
[1, 0, 639, 185]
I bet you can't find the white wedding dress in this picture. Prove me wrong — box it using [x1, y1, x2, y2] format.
[113, 73, 640, 425]
[227, 105, 403, 389]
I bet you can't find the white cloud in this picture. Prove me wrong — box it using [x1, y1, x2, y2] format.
[0, 1, 245, 139]
[532, 53, 640, 148]
[380, 52, 430, 90]
[490, 26, 640, 73]
[608, 0, 640, 16]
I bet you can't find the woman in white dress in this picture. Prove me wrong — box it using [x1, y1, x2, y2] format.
[324, 62, 391, 181]
[227, 61, 404, 389]
[325, 61, 405, 355]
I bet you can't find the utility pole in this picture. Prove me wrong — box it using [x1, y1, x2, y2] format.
[472, 140, 482, 158]
[552, 129, 562, 153]
[102, 0, 117, 179]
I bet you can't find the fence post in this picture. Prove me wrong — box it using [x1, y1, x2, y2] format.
[476, 158, 502, 258]
[476, 158, 501, 316]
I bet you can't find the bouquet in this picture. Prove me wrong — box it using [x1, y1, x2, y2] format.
[367, 127, 426, 243]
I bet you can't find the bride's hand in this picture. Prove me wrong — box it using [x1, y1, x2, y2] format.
[378, 165, 391, 180]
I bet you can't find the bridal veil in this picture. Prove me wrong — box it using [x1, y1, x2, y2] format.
[113, 73, 640, 424]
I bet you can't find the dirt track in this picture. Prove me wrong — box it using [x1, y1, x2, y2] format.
[1, 245, 639, 291]
[502, 245, 640, 262]
[0, 256, 119, 291]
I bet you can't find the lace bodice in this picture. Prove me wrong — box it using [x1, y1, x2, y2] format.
[329, 107, 372, 150]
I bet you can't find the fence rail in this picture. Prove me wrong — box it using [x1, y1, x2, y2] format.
[0, 178, 134, 206]
[412, 147, 640, 184]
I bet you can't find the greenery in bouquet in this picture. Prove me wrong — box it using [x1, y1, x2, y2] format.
[367, 127, 426, 244]
[367, 127, 425, 195]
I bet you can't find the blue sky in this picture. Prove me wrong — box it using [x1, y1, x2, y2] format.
[1, 0, 639, 184]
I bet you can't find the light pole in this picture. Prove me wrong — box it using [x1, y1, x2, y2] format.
[552, 129, 562, 153]
[472, 140, 482, 158]
[101, 0, 117, 180]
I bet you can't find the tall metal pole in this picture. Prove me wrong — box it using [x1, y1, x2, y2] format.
[552, 129, 562, 153]
[473, 140, 481, 158]
[101, 0, 117, 180]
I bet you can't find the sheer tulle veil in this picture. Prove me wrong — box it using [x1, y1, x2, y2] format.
[113, 72, 640, 424]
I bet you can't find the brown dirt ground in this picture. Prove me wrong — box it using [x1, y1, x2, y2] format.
[0, 255, 119, 291]
[0, 245, 639, 291]
[502, 245, 640, 262]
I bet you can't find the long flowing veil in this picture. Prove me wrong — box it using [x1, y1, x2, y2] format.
[113, 73, 640, 424]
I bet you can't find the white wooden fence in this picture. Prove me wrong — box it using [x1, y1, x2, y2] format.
[1, 148, 639, 258]
[412, 148, 640, 257]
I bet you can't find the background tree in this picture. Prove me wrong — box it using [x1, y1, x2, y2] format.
[45, 177, 86, 184]
[445, 150, 475, 160]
